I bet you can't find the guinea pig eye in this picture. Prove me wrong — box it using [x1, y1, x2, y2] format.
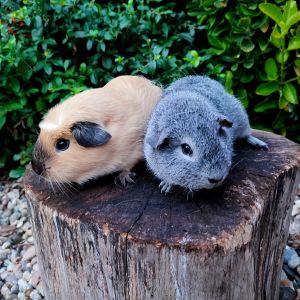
[56, 139, 70, 151]
[181, 143, 193, 156]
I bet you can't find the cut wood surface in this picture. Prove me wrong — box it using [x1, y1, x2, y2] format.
[24, 130, 300, 300]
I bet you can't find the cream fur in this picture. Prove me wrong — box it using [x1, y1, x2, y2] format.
[36, 75, 162, 184]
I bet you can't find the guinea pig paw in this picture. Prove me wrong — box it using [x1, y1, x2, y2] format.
[114, 171, 137, 187]
[159, 181, 173, 194]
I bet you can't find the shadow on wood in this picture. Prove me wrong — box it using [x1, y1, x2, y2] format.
[24, 130, 300, 300]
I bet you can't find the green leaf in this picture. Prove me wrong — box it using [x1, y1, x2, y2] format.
[295, 58, 300, 68]
[254, 99, 277, 112]
[74, 31, 87, 38]
[283, 83, 298, 104]
[142, 60, 156, 75]
[240, 37, 255, 53]
[279, 96, 289, 110]
[86, 39, 93, 51]
[255, 82, 279, 96]
[101, 56, 112, 69]
[10, 78, 20, 93]
[264, 58, 278, 80]
[0, 114, 6, 129]
[44, 64, 52, 75]
[270, 26, 284, 48]
[282, 1, 297, 25]
[9, 166, 25, 179]
[287, 36, 300, 51]
[64, 60, 71, 70]
[259, 3, 283, 26]
[35, 16, 42, 28]
[80, 63, 87, 74]
[286, 11, 300, 29]
[35, 99, 46, 111]
[276, 51, 289, 63]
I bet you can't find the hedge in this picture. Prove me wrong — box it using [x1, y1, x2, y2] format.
[0, 0, 299, 177]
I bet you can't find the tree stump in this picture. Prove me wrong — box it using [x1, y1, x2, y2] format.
[24, 130, 300, 300]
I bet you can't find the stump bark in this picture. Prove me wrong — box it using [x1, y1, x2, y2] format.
[24, 130, 300, 300]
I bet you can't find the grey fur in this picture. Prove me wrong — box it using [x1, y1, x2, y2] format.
[144, 75, 268, 193]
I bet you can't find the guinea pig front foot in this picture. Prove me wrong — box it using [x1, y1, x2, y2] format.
[245, 135, 269, 150]
[159, 181, 173, 194]
[114, 171, 137, 187]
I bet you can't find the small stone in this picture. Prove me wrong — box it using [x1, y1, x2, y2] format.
[294, 280, 300, 290]
[1, 241, 11, 249]
[7, 262, 16, 272]
[30, 289, 42, 300]
[280, 287, 297, 300]
[22, 246, 35, 262]
[0, 271, 8, 280]
[36, 282, 44, 296]
[9, 212, 21, 225]
[5, 272, 18, 285]
[1, 283, 11, 299]
[10, 284, 19, 294]
[7, 190, 20, 201]
[284, 246, 298, 264]
[282, 270, 288, 281]
[30, 271, 40, 288]
[281, 279, 294, 289]
[22, 271, 31, 282]
[17, 278, 32, 292]
[288, 254, 300, 269]
[0, 249, 10, 260]
[10, 233, 22, 245]
[26, 237, 34, 243]
[297, 266, 300, 275]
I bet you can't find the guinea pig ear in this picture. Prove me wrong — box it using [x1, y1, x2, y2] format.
[71, 121, 111, 147]
[146, 131, 169, 149]
[218, 117, 233, 128]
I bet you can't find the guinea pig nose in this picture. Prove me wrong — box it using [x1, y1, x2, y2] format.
[208, 177, 223, 184]
[31, 159, 44, 175]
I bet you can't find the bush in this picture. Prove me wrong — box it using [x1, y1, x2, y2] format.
[187, 0, 300, 139]
[1, 0, 300, 178]
[0, 0, 196, 177]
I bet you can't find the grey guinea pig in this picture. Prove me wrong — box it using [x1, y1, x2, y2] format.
[31, 75, 162, 186]
[144, 75, 268, 193]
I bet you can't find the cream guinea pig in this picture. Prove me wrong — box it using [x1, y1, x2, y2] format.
[31, 75, 162, 185]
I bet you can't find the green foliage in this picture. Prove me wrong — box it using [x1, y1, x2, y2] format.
[1, 0, 300, 178]
[187, 0, 300, 138]
[0, 0, 196, 176]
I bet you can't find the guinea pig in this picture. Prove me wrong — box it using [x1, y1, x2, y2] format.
[31, 75, 162, 186]
[144, 75, 268, 193]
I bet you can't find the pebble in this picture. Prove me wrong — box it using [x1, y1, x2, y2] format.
[284, 246, 298, 264]
[2, 241, 11, 250]
[17, 278, 32, 292]
[10, 284, 19, 294]
[280, 287, 297, 300]
[0, 181, 43, 299]
[288, 255, 300, 269]
[30, 289, 42, 300]
[9, 212, 21, 225]
[0, 250, 10, 260]
[1, 284, 11, 299]
[22, 246, 35, 262]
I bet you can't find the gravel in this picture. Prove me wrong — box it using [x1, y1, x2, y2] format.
[0, 178, 299, 299]
[0, 179, 43, 299]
